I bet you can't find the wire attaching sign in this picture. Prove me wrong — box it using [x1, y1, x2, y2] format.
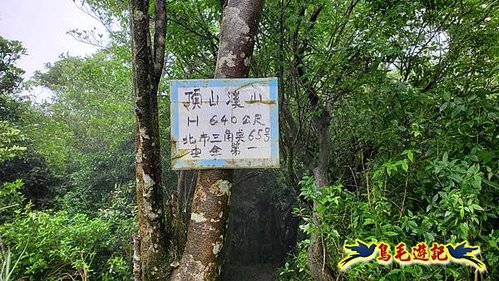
[169, 78, 279, 170]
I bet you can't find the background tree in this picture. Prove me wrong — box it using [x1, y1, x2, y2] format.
[128, 0, 169, 279]
[0, 36, 25, 121]
[31, 52, 135, 213]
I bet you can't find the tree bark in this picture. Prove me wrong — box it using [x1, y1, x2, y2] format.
[129, 0, 169, 280]
[171, 1, 264, 280]
[133, 235, 141, 281]
[308, 112, 336, 281]
[170, 170, 232, 281]
[292, 3, 336, 280]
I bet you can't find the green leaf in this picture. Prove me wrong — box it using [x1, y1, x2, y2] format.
[442, 152, 449, 162]
[385, 231, 398, 237]
[401, 161, 409, 172]
[471, 204, 484, 211]
[363, 218, 375, 226]
[407, 150, 414, 162]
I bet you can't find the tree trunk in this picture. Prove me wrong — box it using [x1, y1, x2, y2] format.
[171, 1, 264, 280]
[308, 112, 336, 281]
[291, 3, 336, 279]
[129, 0, 169, 279]
[170, 170, 232, 281]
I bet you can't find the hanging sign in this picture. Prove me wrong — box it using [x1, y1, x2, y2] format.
[169, 78, 279, 169]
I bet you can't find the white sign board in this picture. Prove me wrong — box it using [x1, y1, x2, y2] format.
[169, 78, 279, 169]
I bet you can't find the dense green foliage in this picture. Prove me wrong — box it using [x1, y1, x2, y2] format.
[269, 0, 499, 280]
[1, 0, 498, 280]
[0, 34, 135, 280]
[0, 209, 132, 280]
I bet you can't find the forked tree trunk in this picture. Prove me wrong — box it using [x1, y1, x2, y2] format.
[129, 0, 169, 280]
[171, 1, 264, 280]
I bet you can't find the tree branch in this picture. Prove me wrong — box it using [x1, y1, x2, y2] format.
[153, 0, 167, 84]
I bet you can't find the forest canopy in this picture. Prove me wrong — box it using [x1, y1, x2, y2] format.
[1, 0, 498, 280]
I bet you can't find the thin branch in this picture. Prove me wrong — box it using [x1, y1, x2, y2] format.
[295, 3, 325, 108]
[153, 0, 167, 84]
[73, 1, 114, 35]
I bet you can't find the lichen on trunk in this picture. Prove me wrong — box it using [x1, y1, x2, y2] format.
[129, 0, 170, 280]
[170, 170, 232, 281]
[171, 1, 264, 280]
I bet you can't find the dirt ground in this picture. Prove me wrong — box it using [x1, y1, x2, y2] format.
[223, 263, 280, 281]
